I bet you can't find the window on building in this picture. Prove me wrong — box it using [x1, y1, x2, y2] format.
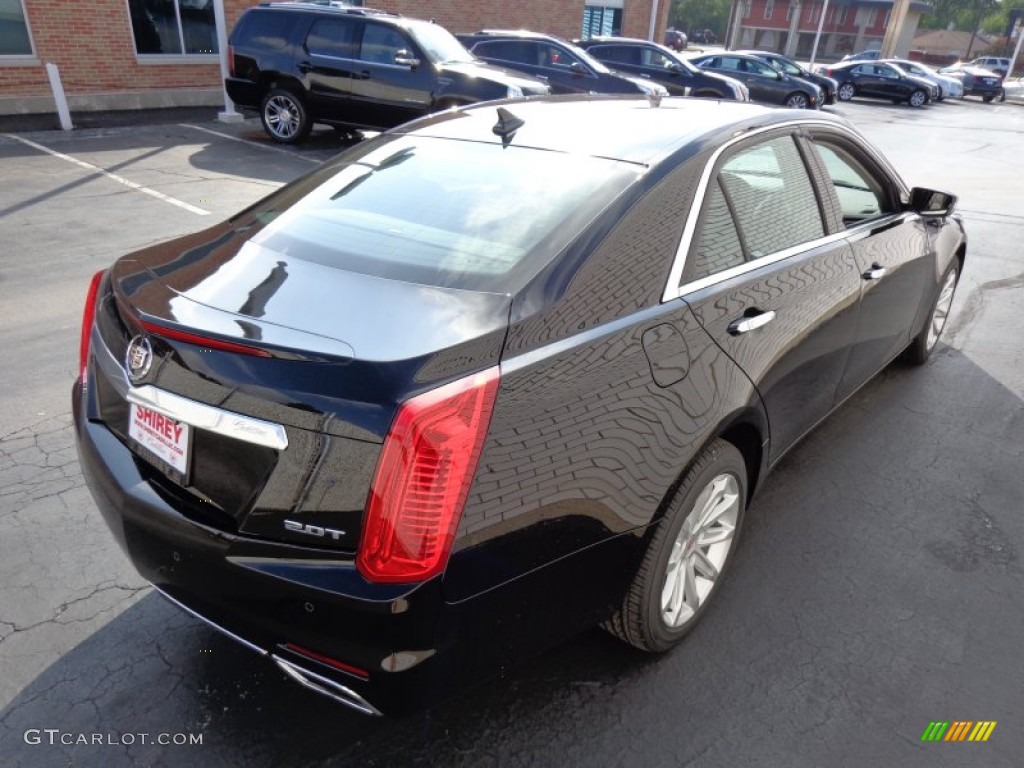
[765, 0, 775, 20]
[743, 1, 752, 19]
[786, 2, 795, 22]
[808, 2, 822, 24]
[582, 5, 623, 38]
[836, 6, 848, 24]
[883, 9, 891, 27]
[0, 0, 33, 56]
[129, 0, 217, 56]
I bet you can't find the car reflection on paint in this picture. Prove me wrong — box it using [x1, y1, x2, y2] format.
[74, 95, 966, 716]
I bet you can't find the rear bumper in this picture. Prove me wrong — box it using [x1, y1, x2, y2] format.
[73, 381, 451, 716]
[225, 78, 262, 110]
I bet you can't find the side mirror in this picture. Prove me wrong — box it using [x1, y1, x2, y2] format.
[394, 50, 420, 69]
[569, 60, 586, 76]
[909, 187, 957, 218]
[667, 62, 682, 73]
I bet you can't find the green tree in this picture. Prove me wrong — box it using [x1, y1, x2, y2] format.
[669, 0, 733, 37]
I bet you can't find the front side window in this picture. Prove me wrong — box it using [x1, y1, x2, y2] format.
[641, 47, 675, 68]
[359, 23, 410, 65]
[0, 0, 33, 56]
[129, 0, 216, 56]
[810, 140, 893, 226]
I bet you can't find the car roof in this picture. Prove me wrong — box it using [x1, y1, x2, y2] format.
[578, 36, 658, 45]
[392, 95, 851, 166]
[257, 2, 398, 17]
[465, 29, 560, 41]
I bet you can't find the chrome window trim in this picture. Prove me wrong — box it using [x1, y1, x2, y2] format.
[661, 119, 909, 303]
[126, 385, 289, 451]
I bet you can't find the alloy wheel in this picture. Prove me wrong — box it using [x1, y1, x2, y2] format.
[786, 93, 809, 109]
[926, 268, 958, 352]
[264, 94, 301, 140]
[660, 473, 740, 628]
[838, 83, 855, 101]
[909, 90, 927, 107]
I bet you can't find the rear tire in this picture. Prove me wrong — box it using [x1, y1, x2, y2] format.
[603, 439, 747, 652]
[906, 263, 959, 365]
[908, 89, 927, 107]
[260, 87, 312, 144]
[837, 82, 855, 101]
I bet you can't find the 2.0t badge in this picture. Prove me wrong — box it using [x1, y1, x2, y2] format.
[125, 336, 153, 383]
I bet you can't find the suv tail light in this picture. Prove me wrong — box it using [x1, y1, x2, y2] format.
[228, 45, 235, 78]
[357, 367, 500, 583]
[79, 270, 105, 384]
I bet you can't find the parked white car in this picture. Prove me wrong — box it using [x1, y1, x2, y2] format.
[883, 59, 964, 100]
[1002, 76, 1024, 102]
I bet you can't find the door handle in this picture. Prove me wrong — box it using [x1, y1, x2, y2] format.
[862, 264, 887, 280]
[297, 61, 313, 73]
[359, 70, 372, 79]
[728, 309, 776, 335]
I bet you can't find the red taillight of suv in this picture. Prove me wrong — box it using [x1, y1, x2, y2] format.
[228, 44, 235, 78]
[78, 270, 106, 384]
[357, 367, 500, 583]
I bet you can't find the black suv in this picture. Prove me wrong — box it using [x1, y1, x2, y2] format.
[456, 30, 668, 98]
[226, 3, 549, 143]
[576, 37, 748, 101]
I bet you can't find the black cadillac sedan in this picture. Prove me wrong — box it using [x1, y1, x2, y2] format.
[819, 61, 939, 106]
[74, 96, 965, 716]
[688, 51, 823, 108]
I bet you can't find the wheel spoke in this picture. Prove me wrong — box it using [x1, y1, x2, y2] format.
[683, 559, 699, 612]
[692, 549, 719, 581]
[697, 523, 734, 547]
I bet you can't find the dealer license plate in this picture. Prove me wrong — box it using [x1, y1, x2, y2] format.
[128, 403, 190, 477]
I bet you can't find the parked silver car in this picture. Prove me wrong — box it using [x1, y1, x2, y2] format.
[883, 59, 963, 100]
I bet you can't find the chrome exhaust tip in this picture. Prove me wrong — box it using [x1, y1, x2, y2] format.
[272, 656, 382, 716]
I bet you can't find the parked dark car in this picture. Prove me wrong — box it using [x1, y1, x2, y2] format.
[690, 28, 717, 45]
[938, 64, 1005, 102]
[818, 61, 937, 106]
[577, 37, 748, 100]
[225, 3, 550, 142]
[737, 49, 838, 104]
[841, 49, 881, 62]
[457, 30, 669, 97]
[688, 51, 823, 108]
[664, 27, 687, 51]
[74, 96, 966, 716]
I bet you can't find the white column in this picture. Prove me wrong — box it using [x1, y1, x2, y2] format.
[214, 0, 243, 123]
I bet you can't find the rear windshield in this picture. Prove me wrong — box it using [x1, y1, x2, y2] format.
[242, 136, 641, 291]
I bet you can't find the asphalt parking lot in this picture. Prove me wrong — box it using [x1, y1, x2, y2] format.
[1, 97, 1022, 767]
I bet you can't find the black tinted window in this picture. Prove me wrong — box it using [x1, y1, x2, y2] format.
[359, 23, 410, 64]
[472, 40, 535, 64]
[306, 18, 357, 58]
[690, 180, 745, 280]
[590, 45, 640, 65]
[719, 136, 824, 259]
[233, 10, 299, 51]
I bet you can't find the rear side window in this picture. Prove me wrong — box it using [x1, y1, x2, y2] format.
[233, 10, 300, 51]
[244, 137, 641, 291]
[590, 45, 639, 65]
[306, 18, 357, 59]
[472, 40, 535, 64]
[685, 134, 825, 283]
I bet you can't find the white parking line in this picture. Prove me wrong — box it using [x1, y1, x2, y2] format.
[5, 133, 210, 216]
[180, 123, 322, 164]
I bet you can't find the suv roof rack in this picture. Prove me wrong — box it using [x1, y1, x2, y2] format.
[259, 1, 398, 16]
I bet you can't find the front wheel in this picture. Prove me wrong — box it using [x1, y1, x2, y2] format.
[983, 93, 995, 103]
[908, 89, 927, 107]
[837, 82, 855, 101]
[906, 263, 959, 365]
[784, 91, 809, 109]
[260, 88, 312, 144]
[603, 439, 747, 652]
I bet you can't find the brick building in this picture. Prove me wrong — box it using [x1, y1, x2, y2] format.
[0, 0, 670, 116]
[727, 0, 931, 59]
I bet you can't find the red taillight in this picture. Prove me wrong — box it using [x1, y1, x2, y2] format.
[357, 367, 500, 584]
[140, 320, 272, 357]
[228, 44, 235, 78]
[78, 270, 105, 384]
